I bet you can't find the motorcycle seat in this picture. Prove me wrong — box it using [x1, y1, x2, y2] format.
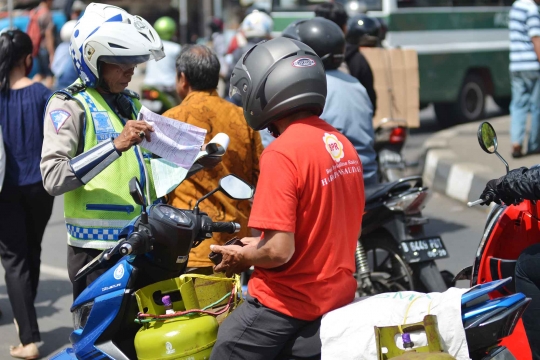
[365, 181, 411, 204]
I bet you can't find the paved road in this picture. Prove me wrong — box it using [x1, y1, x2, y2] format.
[0, 98, 507, 358]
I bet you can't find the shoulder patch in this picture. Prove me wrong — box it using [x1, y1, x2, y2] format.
[49, 109, 71, 133]
[122, 89, 140, 100]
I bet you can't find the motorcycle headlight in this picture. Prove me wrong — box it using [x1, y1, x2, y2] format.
[72, 301, 94, 330]
[384, 190, 431, 215]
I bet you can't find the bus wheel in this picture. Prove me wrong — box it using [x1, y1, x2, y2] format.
[434, 74, 486, 128]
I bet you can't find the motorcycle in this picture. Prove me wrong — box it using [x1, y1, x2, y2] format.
[141, 85, 178, 114]
[375, 117, 409, 183]
[51, 172, 254, 360]
[47, 129, 525, 359]
[455, 121, 536, 359]
[357, 175, 451, 296]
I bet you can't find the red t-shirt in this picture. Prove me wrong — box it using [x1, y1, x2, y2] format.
[248, 116, 365, 321]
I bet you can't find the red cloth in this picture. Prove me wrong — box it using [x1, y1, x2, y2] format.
[248, 116, 365, 321]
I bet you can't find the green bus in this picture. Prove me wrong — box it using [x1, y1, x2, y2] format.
[270, 0, 513, 127]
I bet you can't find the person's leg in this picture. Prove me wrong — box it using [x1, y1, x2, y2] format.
[67, 246, 105, 300]
[510, 71, 530, 156]
[0, 186, 41, 346]
[277, 317, 321, 360]
[21, 183, 54, 300]
[211, 295, 310, 360]
[528, 71, 540, 153]
[515, 243, 540, 360]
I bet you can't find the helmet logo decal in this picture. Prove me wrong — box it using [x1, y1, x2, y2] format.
[292, 58, 316, 68]
[323, 133, 344, 162]
[134, 20, 147, 31]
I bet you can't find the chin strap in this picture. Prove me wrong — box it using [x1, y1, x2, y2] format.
[69, 138, 121, 184]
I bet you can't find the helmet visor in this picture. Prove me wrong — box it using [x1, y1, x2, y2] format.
[150, 48, 166, 62]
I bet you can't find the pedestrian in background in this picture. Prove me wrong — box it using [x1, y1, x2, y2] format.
[509, 0, 540, 158]
[51, 20, 78, 91]
[0, 29, 55, 360]
[143, 16, 182, 105]
[26, 0, 55, 89]
[163, 45, 263, 272]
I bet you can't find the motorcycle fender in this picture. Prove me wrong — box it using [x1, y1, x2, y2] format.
[49, 348, 78, 359]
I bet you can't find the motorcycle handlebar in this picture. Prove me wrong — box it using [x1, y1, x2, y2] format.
[119, 232, 147, 256]
[210, 222, 241, 234]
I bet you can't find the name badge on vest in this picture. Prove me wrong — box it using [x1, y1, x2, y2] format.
[92, 111, 120, 142]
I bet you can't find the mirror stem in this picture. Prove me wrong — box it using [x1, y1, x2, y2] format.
[495, 151, 509, 174]
[141, 210, 148, 224]
[193, 187, 220, 215]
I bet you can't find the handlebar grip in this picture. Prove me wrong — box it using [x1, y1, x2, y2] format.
[210, 222, 240, 234]
[119, 232, 146, 256]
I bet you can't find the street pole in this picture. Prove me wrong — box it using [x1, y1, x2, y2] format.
[179, 0, 188, 45]
[8, 0, 14, 30]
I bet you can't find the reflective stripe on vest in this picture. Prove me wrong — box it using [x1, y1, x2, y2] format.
[61, 83, 155, 250]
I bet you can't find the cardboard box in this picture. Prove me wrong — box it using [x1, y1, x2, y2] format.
[361, 48, 420, 128]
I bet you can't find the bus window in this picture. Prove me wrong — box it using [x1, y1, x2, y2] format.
[398, 0, 451, 7]
[452, 0, 512, 5]
[272, 0, 382, 11]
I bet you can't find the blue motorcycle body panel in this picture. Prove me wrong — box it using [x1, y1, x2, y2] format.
[68, 259, 133, 359]
[49, 348, 78, 360]
[461, 277, 512, 306]
[462, 293, 526, 320]
[72, 258, 133, 308]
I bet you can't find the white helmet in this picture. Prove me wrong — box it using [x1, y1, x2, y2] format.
[60, 20, 77, 43]
[70, 3, 165, 87]
[241, 11, 273, 39]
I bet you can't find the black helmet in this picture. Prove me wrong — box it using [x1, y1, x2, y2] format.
[346, 14, 381, 47]
[229, 37, 327, 131]
[282, 17, 345, 71]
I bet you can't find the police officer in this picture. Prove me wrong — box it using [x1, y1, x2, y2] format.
[40, 3, 165, 299]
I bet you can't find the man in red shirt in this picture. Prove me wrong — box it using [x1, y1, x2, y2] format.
[210, 37, 365, 359]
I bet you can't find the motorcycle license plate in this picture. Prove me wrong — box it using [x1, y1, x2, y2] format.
[400, 237, 448, 263]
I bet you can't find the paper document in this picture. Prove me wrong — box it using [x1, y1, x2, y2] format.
[138, 106, 207, 169]
[151, 133, 230, 198]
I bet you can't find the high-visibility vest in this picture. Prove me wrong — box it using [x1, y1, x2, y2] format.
[58, 85, 156, 249]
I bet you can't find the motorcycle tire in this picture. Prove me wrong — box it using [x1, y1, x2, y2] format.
[359, 233, 415, 295]
[410, 261, 448, 293]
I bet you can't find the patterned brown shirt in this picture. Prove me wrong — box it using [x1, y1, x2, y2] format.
[163, 90, 263, 267]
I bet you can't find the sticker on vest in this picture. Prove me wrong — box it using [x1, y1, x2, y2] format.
[49, 109, 71, 133]
[92, 111, 119, 142]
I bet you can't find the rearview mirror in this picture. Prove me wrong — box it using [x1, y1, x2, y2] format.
[193, 174, 254, 214]
[476, 122, 509, 174]
[129, 177, 146, 206]
[477, 122, 497, 154]
[219, 174, 254, 200]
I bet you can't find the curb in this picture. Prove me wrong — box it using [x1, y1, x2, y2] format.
[421, 125, 496, 206]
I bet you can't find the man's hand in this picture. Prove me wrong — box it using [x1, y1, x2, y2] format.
[211, 244, 251, 277]
[114, 120, 154, 152]
[480, 177, 522, 206]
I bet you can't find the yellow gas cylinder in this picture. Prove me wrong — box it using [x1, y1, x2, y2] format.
[375, 315, 457, 360]
[134, 314, 219, 360]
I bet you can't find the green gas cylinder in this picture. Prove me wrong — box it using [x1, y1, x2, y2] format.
[134, 314, 218, 360]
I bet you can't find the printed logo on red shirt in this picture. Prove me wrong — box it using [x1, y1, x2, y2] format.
[323, 133, 344, 162]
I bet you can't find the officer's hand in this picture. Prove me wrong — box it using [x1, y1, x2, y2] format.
[114, 120, 154, 152]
